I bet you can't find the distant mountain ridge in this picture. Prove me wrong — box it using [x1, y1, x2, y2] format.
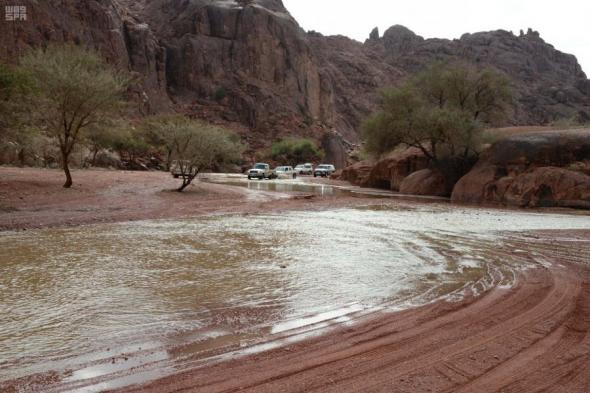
[1, 0, 589, 166]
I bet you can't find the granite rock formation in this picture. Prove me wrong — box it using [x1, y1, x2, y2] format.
[1, 1, 589, 166]
[451, 130, 590, 208]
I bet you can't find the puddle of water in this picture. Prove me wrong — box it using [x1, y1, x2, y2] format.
[203, 176, 344, 196]
[1, 204, 590, 391]
[202, 173, 450, 201]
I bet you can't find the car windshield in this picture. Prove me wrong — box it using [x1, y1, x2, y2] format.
[254, 164, 267, 169]
[318, 165, 330, 169]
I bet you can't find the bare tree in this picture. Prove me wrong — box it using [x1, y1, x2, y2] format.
[21, 44, 129, 188]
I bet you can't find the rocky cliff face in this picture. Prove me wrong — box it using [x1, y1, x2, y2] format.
[137, 0, 331, 149]
[1, 0, 589, 165]
[362, 27, 590, 125]
[0, 0, 170, 114]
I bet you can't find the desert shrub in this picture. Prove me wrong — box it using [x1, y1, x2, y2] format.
[270, 138, 324, 166]
[166, 120, 244, 191]
[214, 87, 227, 102]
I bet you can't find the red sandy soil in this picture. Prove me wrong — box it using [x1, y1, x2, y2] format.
[2, 167, 590, 392]
[115, 232, 590, 393]
[0, 167, 365, 231]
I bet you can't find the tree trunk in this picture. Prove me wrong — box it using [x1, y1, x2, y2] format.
[62, 151, 73, 188]
[18, 148, 25, 167]
[177, 174, 196, 192]
[166, 149, 173, 171]
[91, 148, 99, 167]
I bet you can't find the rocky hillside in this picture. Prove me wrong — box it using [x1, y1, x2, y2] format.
[1, 0, 589, 166]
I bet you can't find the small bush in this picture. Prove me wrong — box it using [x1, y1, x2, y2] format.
[214, 87, 227, 102]
[270, 138, 324, 165]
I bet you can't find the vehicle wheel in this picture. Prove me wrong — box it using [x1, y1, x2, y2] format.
[313, 174, 317, 177]
[248, 176, 251, 180]
[293, 174, 297, 179]
[173, 174, 179, 179]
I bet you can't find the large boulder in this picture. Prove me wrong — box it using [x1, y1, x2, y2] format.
[399, 169, 449, 197]
[364, 148, 429, 190]
[338, 160, 374, 185]
[452, 130, 590, 208]
[504, 167, 590, 208]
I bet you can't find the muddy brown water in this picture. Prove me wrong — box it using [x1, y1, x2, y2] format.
[1, 197, 590, 392]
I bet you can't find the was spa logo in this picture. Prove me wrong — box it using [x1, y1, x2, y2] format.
[5, 5, 27, 21]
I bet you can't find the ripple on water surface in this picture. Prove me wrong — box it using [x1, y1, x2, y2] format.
[1, 203, 590, 390]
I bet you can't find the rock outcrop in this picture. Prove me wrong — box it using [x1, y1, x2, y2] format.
[338, 148, 429, 190]
[1, 1, 589, 164]
[366, 148, 429, 191]
[399, 169, 449, 197]
[451, 130, 590, 208]
[338, 160, 374, 186]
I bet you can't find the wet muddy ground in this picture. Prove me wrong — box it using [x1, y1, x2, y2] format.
[2, 168, 590, 392]
[2, 197, 590, 392]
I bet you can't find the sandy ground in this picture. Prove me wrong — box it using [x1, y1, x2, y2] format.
[2, 167, 590, 392]
[0, 167, 367, 231]
[117, 244, 590, 393]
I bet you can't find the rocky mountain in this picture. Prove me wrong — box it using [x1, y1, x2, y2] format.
[1, 0, 589, 167]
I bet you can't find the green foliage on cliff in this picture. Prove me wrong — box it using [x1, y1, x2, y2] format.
[363, 62, 512, 176]
[270, 138, 324, 166]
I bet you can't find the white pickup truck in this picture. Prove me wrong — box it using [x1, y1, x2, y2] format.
[275, 166, 297, 179]
[247, 163, 275, 180]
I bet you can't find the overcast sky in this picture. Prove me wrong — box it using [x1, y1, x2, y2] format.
[283, 0, 590, 75]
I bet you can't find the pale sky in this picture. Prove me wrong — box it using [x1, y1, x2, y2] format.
[283, 0, 590, 76]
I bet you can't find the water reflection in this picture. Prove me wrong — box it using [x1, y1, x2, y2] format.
[1, 204, 590, 390]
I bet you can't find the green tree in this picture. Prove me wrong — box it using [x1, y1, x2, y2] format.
[270, 138, 324, 166]
[83, 122, 124, 167]
[140, 115, 191, 170]
[109, 125, 150, 164]
[169, 121, 244, 192]
[20, 44, 129, 188]
[363, 62, 511, 178]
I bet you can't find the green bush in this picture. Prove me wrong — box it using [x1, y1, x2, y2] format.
[214, 87, 227, 102]
[270, 138, 324, 165]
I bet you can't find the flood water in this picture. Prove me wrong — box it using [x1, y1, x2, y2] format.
[1, 202, 590, 391]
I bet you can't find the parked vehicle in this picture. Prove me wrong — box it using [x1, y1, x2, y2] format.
[295, 163, 313, 175]
[170, 160, 197, 179]
[313, 164, 336, 177]
[247, 163, 275, 180]
[274, 166, 297, 179]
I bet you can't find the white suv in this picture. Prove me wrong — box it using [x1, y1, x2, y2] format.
[313, 164, 336, 177]
[295, 163, 313, 175]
